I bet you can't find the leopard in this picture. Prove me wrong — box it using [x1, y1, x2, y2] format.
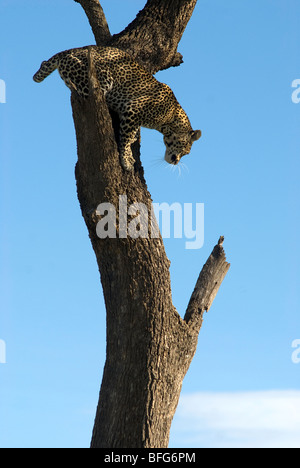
[33, 46, 201, 171]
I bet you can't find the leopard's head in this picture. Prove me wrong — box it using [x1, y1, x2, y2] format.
[164, 130, 201, 165]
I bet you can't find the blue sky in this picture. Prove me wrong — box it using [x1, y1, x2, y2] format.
[0, 0, 300, 448]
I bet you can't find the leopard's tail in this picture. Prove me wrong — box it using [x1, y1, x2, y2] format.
[33, 53, 61, 83]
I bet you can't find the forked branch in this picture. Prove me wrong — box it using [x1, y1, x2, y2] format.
[74, 0, 111, 45]
[74, 0, 198, 73]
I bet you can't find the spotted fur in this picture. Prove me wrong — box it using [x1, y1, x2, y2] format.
[33, 46, 201, 171]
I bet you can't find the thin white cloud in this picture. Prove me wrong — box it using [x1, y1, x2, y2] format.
[170, 390, 300, 448]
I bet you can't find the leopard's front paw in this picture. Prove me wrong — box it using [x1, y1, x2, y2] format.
[120, 152, 135, 172]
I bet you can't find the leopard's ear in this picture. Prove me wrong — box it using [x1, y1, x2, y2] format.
[191, 130, 202, 142]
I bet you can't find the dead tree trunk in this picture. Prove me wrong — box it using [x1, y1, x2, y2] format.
[70, 0, 230, 448]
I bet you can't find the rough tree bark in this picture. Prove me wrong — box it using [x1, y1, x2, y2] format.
[70, 0, 230, 448]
